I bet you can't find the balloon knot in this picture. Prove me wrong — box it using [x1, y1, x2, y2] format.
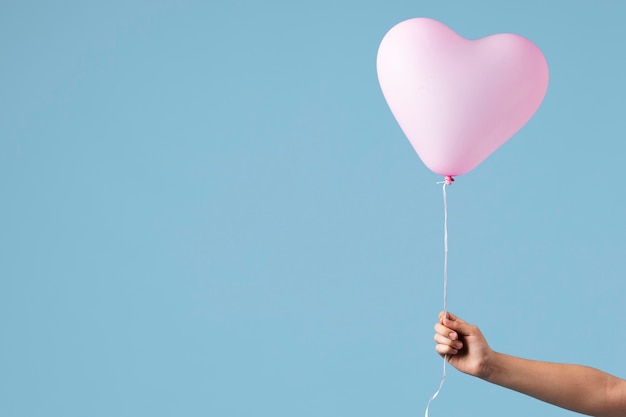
[443, 175, 454, 185]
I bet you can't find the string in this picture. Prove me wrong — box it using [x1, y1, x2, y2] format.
[424, 175, 452, 417]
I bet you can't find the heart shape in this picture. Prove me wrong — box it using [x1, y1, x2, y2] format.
[377, 18, 549, 177]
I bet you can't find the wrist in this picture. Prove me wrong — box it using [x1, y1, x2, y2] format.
[477, 350, 500, 381]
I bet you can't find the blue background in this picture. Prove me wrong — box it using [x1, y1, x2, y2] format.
[1, 1, 625, 416]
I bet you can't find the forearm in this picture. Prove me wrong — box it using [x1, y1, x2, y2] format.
[482, 352, 623, 416]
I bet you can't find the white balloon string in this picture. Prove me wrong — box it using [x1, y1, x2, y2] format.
[442, 180, 449, 319]
[425, 178, 451, 417]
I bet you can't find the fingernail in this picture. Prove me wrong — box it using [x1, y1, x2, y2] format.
[455, 341, 463, 349]
[449, 332, 457, 340]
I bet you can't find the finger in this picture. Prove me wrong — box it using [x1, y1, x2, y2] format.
[434, 323, 458, 340]
[435, 343, 459, 356]
[434, 333, 464, 350]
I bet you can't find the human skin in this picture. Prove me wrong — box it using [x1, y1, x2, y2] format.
[434, 311, 626, 417]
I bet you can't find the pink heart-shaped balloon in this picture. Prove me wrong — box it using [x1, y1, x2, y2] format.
[377, 18, 549, 177]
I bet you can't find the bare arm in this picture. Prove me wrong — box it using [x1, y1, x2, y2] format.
[434, 312, 626, 417]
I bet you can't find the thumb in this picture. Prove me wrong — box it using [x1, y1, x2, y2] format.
[443, 314, 475, 337]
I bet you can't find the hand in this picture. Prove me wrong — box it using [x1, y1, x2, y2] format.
[434, 311, 495, 379]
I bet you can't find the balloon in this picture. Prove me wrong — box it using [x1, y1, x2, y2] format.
[377, 18, 549, 177]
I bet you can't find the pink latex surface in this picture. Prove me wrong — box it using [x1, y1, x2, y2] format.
[377, 18, 549, 177]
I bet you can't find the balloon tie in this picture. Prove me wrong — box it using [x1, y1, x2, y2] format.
[425, 176, 452, 417]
